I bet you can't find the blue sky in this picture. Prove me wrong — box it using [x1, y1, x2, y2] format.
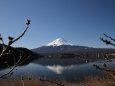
[0, 0, 115, 49]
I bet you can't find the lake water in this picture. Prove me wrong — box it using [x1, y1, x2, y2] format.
[0, 57, 115, 82]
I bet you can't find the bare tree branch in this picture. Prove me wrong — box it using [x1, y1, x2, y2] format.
[0, 19, 31, 78]
[103, 33, 115, 42]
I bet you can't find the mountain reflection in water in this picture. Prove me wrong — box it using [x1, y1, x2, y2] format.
[46, 65, 76, 74]
[0, 57, 114, 82]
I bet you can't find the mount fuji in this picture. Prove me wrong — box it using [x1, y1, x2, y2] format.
[31, 38, 115, 54]
[32, 38, 93, 53]
[45, 38, 75, 46]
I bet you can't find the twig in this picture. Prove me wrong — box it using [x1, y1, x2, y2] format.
[0, 19, 31, 78]
[103, 33, 115, 42]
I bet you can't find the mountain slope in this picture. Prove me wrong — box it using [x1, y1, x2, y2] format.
[0, 44, 42, 70]
[31, 38, 115, 54]
[31, 38, 97, 53]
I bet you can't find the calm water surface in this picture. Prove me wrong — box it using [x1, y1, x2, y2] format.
[0, 57, 114, 82]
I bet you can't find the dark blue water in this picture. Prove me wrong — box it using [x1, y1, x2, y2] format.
[0, 57, 114, 82]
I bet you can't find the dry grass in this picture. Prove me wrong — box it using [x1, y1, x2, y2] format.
[73, 75, 115, 86]
[0, 79, 60, 86]
[0, 73, 115, 86]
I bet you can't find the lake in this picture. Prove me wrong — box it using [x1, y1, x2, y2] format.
[0, 57, 115, 83]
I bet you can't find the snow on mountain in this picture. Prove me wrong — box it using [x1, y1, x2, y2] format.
[45, 38, 75, 46]
[31, 38, 115, 54]
[31, 38, 91, 53]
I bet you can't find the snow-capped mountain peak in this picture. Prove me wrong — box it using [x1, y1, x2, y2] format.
[45, 38, 75, 46]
